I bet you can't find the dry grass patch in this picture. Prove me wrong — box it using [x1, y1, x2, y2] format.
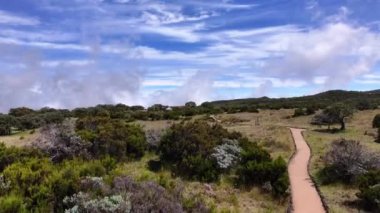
[0, 129, 39, 147]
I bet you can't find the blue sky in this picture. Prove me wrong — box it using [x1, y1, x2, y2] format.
[1, 0, 380, 111]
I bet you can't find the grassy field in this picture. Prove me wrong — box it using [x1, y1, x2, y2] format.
[0, 129, 39, 147]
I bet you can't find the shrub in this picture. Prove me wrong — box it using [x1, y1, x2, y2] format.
[112, 176, 186, 213]
[235, 138, 288, 196]
[33, 120, 92, 163]
[0, 195, 27, 213]
[356, 170, 380, 211]
[76, 117, 147, 160]
[2, 158, 55, 210]
[0, 124, 11, 136]
[0, 143, 44, 172]
[305, 106, 317, 115]
[293, 108, 305, 117]
[159, 121, 240, 181]
[236, 154, 288, 197]
[63, 192, 131, 213]
[211, 139, 242, 170]
[145, 129, 163, 151]
[373, 114, 380, 143]
[319, 139, 380, 184]
[373, 114, 380, 128]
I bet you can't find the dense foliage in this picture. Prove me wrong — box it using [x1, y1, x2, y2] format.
[236, 138, 288, 197]
[0, 108, 67, 136]
[158, 121, 289, 196]
[76, 117, 147, 160]
[159, 121, 240, 182]
[356, 170, 380, 211]
[0, 144, 209, 212]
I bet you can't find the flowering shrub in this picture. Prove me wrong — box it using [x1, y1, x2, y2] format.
[211, 139, 242, 169]
[64, 192, 131, 213]
[33, 119, 91, 163]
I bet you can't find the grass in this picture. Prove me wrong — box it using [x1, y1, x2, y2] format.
[0, 129, 39, 147]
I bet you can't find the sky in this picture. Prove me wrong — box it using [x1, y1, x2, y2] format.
[1, 0, 380, 112]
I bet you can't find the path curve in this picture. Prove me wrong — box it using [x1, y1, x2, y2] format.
[288, 128, 325, 213]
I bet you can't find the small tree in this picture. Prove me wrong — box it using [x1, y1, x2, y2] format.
[322, 103, 353, 130]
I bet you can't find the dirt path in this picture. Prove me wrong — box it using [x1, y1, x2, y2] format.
[288, 128, 325, 213]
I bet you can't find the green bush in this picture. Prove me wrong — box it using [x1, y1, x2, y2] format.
[236, 155, 288, 196]
[0, 154, 111, 212]
[373, 114, 380, 128]
[0, 144, 44, 172]
[236, 139, 288, 196]
[0, 195, 27, 213]
[293, 108, 305, 117]
[76, 117, 147, 160]
[357, 170, 380, 211]
[159, 121, 240, 181]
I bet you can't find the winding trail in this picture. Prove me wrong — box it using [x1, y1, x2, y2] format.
[288, 128, 325, 213]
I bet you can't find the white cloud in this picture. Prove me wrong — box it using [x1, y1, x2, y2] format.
[0, 10, 39, 25]
[0, 29, 77, 42]
[262, 22, 380, 89]
[41, 60, 95, 67]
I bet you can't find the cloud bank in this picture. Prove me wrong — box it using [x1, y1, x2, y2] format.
[0, 1, 380, 112]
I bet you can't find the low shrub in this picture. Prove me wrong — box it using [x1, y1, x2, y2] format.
[356, 170, 380, 211]
[293, 108, 305, 117]
[0, 195, 27, 213]
[318, 139, 380, 184]
[373, 114, 380, 128]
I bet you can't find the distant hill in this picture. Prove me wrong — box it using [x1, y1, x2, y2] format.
[205, 90, 380, 110]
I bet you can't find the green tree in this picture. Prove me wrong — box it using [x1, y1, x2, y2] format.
[185, 101, 196, 108]
[323, 103, 354, 130]
[8, 107, 35, 117]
